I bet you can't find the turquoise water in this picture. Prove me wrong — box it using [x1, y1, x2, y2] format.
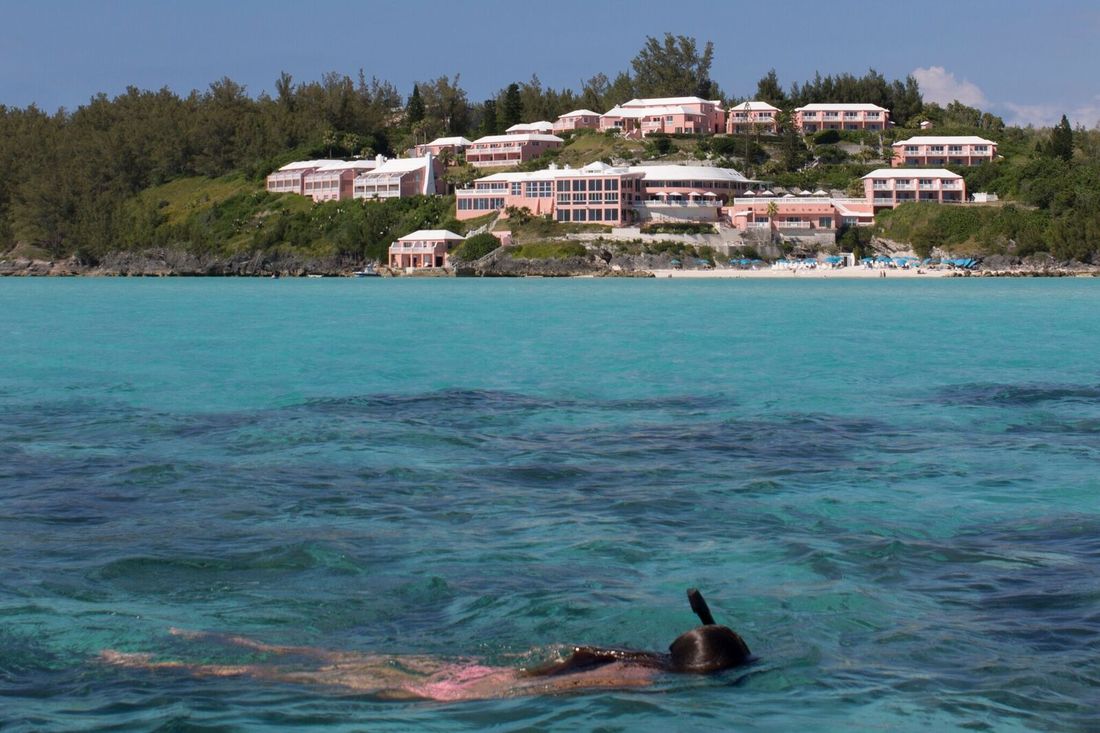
[1, 278, 1098, 731]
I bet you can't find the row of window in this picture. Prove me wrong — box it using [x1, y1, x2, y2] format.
[902, 146, 990, 153]
[556, 208, 621, 222]
[457, 197, 506, 210]
[802, 111, 882, 118]
[558, 193, 620, 204]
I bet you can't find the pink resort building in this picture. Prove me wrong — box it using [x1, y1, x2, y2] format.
[388, 229, 464, 270]
[891, 136, 997, 167]
[794, 103, 890, 133]
[863, 168, 966, 210]
[552, 109, 602, 133]
[266, 160, 343, 195]
[455, 162, 755, 225]
[726, 192, 874, 232]
[413, 136, 473, 158]
[505, 121, 555, 134]
[465, 133, 564, 168]
[302, 160, 382, 202]
[353, 155, 443, 200]
[599, 96, 726, 138]
[726, 101, 781, 134]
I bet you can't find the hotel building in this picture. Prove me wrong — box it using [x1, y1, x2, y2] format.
[465, 133, 565, 168]
[891, 136, 997, 167]
[794, 103, 889, 133]
[599, 96, 726, 137]
[862, 168, 966, 209]
[726, 101, 780, 134]
[387, 229, 464, 269]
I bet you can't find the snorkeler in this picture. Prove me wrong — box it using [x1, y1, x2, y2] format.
[100, 589, 753, 702]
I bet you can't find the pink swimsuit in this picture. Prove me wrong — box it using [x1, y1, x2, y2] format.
[404, 664, 514, 701]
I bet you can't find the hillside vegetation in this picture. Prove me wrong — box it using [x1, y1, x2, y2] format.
[0, 34, 1097, 266]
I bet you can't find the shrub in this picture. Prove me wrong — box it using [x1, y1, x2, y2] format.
[813, 129, 841, 145]
[452, 232, 500, 261]
[511, 241, 587, 259]
[641, 222, 714, 235]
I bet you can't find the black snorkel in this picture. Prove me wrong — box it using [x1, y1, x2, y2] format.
[687, 587, 717, 625]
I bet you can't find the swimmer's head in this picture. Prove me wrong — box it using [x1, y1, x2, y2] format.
[668, 624, 751, 673]
[668, 588, 751, 673]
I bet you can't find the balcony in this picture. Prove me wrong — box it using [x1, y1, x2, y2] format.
[778, 221, 812, 229]
[873, 197, 895, 205]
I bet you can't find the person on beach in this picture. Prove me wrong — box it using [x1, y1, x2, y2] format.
[100, 589, 752, 702]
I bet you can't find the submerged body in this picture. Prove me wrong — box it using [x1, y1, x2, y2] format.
[101, 637, 662, 701]
[100, 590, 750, 702]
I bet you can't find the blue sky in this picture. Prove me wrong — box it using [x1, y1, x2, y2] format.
[1, 0, 1098, 127]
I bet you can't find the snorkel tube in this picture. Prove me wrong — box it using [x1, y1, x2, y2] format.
[686, 588, 716, 625]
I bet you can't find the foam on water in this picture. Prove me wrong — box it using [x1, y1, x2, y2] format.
[1, 278, 1099, 731]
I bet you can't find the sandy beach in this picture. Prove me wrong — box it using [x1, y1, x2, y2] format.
[647, 267, 952, 279]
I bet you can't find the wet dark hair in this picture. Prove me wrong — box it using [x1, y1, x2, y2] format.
[668, 624, 751, 673]
[527, 589, 751, 677]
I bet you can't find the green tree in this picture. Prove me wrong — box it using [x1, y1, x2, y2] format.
[479, 98, 498, 135]
[406, 83, 425, 123]
[755, 69, 786, 106]
[1047, 114, 1074, 161]
[630, 34, 717, 98]
[501, 83, 523, 128]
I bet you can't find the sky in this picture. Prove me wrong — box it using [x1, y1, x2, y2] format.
[1, 0, 1098, 128]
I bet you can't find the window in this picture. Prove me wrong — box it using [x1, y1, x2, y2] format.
[511, 182, 522, 196]
[573, 192, 586, 203]
[557, 180, 571, 192]
[590, 209, 603, 221]
[574, 209, 587, 222]
[589, 179, 603, 191]
[588, 192, 602, 203]
[572, 179, 586, 191]
[605, 208, 618, 221]
[818, 217, 833, 228]
[557, 210, 571, 222]
[606, 180, 618, 191]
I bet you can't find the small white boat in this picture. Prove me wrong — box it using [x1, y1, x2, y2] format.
[353, 264, 380, 278]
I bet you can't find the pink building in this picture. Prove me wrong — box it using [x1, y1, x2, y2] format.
[465, 133, 564, 168]
[455, 162, 756, 225]
[794, 103, 889, 133]
[303, 160, 381, 202]
[266, 160, 343, 195]
[862, 169, 966, 210]
[552, 109, 602, 133]
[413, 136, 473, 158]
[353, 155, 443, 200]
[388, 230, 465, 270]
[505, 121, 555, 134]
[726, 101, 780, 134]
[599, 96, 726, 138]
[891, 136, 997, 167]
[726, 194, 874, 231]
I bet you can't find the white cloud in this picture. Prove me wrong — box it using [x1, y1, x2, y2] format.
[1001, 98, 1100, 129]
[912, 66, 988, 107]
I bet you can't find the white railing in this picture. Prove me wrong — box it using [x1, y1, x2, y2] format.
[748, 222, 772, 229]
[778, 221, 812, 229]
[873, 197, 895, 204]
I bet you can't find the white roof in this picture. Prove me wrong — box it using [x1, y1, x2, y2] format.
[472, 133, 564, 144]
[602, 105, 696, 119]
[558, 109, 600, 118]
[425, 136, 473, 146]
[276, 159, 344, 171]
[356, 157, 431, 177]
[471, 162, 755, 185]
[399, 229, 464, 241]
[631, 164, 751, 183]
[729, 101, 780, 112]
[506, 121, 554, 133]
[892, 135, 996, 146]
[862, 168, 962, 179]
[620, 96, 722, 108]
[312, 160, 379, 173]
[796, 103, 889, 112]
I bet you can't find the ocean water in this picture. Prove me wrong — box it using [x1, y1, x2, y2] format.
[1, 277, 1098, 732]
